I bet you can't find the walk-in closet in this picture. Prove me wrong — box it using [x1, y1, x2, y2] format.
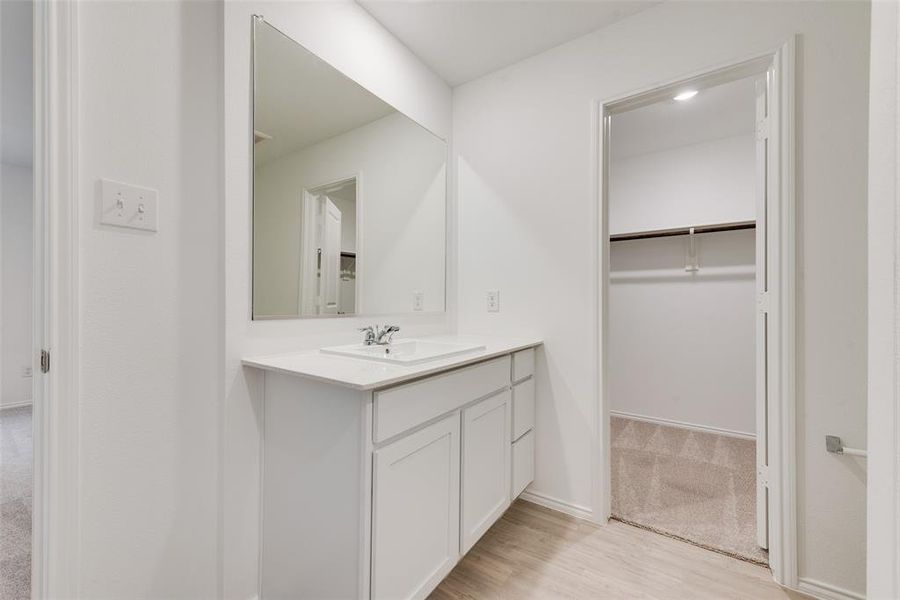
[608, 75, 766, 564]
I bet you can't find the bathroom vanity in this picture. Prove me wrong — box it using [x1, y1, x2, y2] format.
[245, 17, 536, 599]
[243, 335, 541, 599]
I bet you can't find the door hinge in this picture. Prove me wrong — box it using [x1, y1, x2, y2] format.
[756, 117, 770, 140]
[757, 291, 771, 314]
[40, 349, 50, 374]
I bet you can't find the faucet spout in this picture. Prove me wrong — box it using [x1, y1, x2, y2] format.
[374, 325, 400, 345]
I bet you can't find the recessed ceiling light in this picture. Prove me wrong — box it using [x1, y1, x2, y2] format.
[673, 90, 699, 102]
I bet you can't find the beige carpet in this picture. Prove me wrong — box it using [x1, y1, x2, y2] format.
[1, 405, 32, 600]
[610, 415, 767, 565]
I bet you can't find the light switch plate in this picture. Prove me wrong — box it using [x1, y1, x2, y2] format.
[412, 291, 424, 311]
[487, 290, 500, 313]
[100, 178, 158, 232]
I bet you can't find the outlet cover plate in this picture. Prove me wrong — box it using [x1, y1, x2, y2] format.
[487, 290, 500, 313]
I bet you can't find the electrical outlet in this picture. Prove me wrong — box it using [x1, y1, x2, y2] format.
[487, 290, 500, 313]
[412, 291, 424, 311]
[21, 366, 32, 378]
[100, 178, 159, 232]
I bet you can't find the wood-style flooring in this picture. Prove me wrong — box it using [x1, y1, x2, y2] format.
[430, 500, 808, 600]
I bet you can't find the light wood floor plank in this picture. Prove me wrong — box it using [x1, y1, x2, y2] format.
[430, 500, 809, 599]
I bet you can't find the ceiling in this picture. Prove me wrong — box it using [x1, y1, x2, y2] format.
[357, 0, 661, 86]
[254, 20, 395, 168]
[1, 0, 33, 168]
[610, 76, 757, 160]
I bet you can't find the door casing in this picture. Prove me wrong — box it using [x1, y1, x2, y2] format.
[591, 38, 798, 588]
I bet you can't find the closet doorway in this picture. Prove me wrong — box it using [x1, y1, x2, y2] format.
[594, 41, 796, 587]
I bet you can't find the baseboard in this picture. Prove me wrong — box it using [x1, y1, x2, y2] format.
[518, 490, 593, 521]
[610, 410, 755, 441]
[1, 399, 33, 410]
[797, 578, 865, 600]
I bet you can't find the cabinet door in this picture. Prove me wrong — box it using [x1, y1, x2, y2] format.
[372, 414, 460, 600]
[461, 390, 511, 553]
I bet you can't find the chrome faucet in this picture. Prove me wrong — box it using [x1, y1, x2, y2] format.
[359, 325, 400, 346]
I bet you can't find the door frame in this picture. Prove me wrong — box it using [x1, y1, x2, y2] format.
[590, 38, 797, 588]
[32, 0, 80, 597]
[867, 1, 900, 596]
[297, 174, 361, 317]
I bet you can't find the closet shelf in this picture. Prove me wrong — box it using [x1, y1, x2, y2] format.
[609, 220, 756, 242]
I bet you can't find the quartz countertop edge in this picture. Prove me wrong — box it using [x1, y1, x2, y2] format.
[241, 335, 542, 391]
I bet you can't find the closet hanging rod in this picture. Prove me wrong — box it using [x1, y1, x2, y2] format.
[609, 220, 756, 242]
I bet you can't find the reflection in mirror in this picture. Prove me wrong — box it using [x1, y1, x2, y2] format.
[252, 18, 447, 319]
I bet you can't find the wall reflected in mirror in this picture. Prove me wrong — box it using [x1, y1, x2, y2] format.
[252, 18, 447, 319]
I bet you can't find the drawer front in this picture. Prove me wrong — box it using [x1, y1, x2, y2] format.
[512, 377, 535, 441]
[511, 430, 534, 498]
[512, 348, 535, 382]
[374, 356, 511, 443]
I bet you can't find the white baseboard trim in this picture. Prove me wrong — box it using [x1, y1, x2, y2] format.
[518, 490, 593, 521]
[797, 578, 865, 600]
[610, 410, 755, 441]
[1, 399, 33, 410]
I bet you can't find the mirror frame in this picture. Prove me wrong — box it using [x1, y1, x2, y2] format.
[249, 15, 450, 321]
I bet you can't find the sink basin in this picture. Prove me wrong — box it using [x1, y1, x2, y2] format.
[320, 339, 486, 365]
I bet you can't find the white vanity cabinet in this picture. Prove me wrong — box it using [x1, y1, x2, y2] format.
[247, 338, 540, 600]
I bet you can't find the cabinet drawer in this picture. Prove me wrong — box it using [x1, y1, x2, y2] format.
[374, 356, 511, 443]
[511, 430, 534, 498]
[512, 348, 535, 382]
[512, 377, 535, 441]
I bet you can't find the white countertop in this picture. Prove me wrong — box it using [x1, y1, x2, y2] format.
[242, 334, 542, 390]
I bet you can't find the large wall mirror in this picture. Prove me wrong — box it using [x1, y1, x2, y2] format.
[252, 18, 447, 319]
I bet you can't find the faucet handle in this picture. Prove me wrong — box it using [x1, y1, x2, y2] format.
[359, 326, 376, 345]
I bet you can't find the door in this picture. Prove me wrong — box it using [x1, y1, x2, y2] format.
[372, 414, 460, 600]
[461, 390, 511, 553]
[754, 74, 770, 550]
[319, 197, 342, 314]
[299, 192, 319, 316]
[299, 193, 342, 316]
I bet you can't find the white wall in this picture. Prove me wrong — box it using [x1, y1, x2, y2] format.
[1, 163, 32, 407]
[609, 134, 756, 234]
[609, 132, 756, 435]
[254, 111, 446, 316]
[453, 1, 869, 595]
[75, 2, 221, 596]
[224, 3, 453, 598]
[866, 1, 899, 597]
[610, 231, 756, 435]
